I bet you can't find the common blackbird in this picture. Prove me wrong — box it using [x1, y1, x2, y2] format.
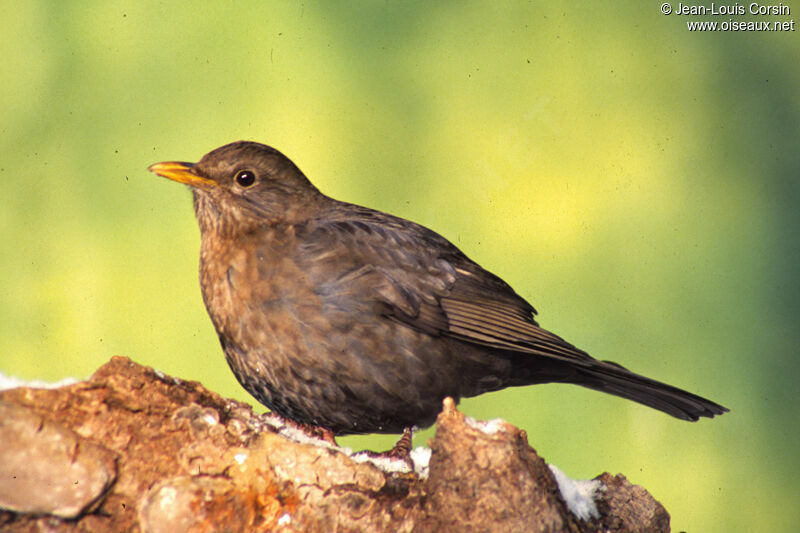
[149, 141, 728, 436]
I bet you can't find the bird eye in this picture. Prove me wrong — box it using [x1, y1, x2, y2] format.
[234, 170, 256, 188]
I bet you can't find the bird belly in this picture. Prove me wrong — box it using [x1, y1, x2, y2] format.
[199, 243, 461, 434]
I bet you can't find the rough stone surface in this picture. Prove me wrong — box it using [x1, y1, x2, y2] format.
[595, 473, 672, 532]
[0, 401, 117, 518]
[420, 397, 580, 532]
[0, 356, 670, 532]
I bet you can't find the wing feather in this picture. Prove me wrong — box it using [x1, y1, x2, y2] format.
[303, 208, 591, 364]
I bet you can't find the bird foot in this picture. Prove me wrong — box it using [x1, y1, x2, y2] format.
[358, 427, 415, 470]
[386, 426, 413, 459]
[264, 412, 338, 446]
[299, 423, 337, 445]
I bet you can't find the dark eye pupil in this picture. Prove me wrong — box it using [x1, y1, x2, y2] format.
[235, 170, 256, 187]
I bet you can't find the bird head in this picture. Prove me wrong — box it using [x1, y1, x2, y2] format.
[148, 141, 324, 234]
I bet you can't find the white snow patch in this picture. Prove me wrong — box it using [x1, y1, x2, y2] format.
[277, 512, 291, 525]
[261, 414, 343, 450]
[465, 416, 506, 435]
[548, 464, 603, 521]
[277, 425, 341, 450]
[255, 414, 430, 477]
[0, 371, 80, 391]
[350, 451, 413, 474]
[152, 369, 182, 385]
[234, 452, 248, 464]
[410, 446, 432, 478]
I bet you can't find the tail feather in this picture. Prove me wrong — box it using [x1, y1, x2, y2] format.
[571, 360, 728, 421]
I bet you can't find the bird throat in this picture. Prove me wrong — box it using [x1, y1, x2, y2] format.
[192, 189, 264, 241]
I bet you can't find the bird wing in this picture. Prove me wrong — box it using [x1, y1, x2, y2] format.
[303, 208, 593, 364]
[439, 276, 593, 362]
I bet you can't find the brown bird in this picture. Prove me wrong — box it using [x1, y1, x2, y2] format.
[149, 141, 727, 438]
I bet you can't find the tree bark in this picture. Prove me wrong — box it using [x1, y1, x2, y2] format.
[0, 356, 670, 532]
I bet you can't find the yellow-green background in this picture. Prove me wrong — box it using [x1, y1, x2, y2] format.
[2, 2, 797, 531]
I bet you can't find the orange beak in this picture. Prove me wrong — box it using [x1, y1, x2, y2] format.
[147, 161, 217, 189]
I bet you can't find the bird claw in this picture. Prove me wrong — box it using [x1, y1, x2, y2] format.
[386, 427, 413, 459]
[355, 427, 415, 470]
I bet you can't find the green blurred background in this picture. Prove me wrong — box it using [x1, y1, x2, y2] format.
[2, 2, 797, 531]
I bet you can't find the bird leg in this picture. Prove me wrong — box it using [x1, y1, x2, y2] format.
[302, 423, 337, 446]
[386, 426, 413, 459]
[266, 412, 338, 445]
[356, 427, 415, 470]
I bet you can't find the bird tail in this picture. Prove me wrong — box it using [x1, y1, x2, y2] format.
[568, 360, 728, 421]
